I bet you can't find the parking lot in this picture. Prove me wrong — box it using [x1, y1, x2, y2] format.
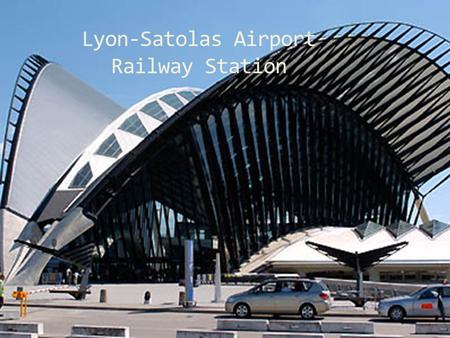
[4, 305, 423, 338]
[3, 283, 450, 337]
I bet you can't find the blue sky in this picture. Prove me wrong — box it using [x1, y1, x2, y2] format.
[1, 0, 450, 221]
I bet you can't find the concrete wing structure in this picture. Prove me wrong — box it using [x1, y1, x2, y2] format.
[0, 55, 124, 275]
[6, 84, 201, 284]
[31, 87, 201, 224]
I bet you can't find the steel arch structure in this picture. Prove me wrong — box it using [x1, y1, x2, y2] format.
[66, 22, 450, 279]
[0, 55, 48, 210]
[76, 88, 415, 277]
[8, 22, 450, 283]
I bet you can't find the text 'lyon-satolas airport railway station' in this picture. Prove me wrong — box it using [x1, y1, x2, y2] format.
[2, 22, 450, 285]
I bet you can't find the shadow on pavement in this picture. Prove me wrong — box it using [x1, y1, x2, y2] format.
[214, 314, 325, 320]
[370, 317, 448, 324]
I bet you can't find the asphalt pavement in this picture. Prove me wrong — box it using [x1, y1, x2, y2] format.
[0, 283, 437, 337]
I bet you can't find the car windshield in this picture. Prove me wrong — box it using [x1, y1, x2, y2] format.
[409, 287, 427, 297]
[249, 285, 260, 293]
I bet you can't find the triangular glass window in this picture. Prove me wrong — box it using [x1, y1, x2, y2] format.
[69, 163, 93, 189]
[95, 134, 122, 158]
[119, 114, 148, 138]
[160, 94, 183, 109]
[141, 101, 167, 122]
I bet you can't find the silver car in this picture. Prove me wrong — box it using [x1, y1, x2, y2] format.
[225, 278, 332, 319]
[378, 284, 450, 321]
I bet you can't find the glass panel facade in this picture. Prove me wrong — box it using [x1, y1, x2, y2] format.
[184, 92, 412, 266]
[119, 114, 148, 138]
[66, 90, 414, 282]
[96, 134, 122, 158]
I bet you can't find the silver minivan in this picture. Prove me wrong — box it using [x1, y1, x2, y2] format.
[225, 278, 332, 319]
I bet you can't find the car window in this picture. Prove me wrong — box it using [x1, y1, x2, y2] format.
[420, 288, 439, 299]
[250, 286, 261, 293]
[278, 281, 297, 292]
[296, 281, 312, 292]
[261, 282, 277, 293]
[442, 287, 450, 297]
[410, 287, 427, 297]
[318, 281, 329, 291]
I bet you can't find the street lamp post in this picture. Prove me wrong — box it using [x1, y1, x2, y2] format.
[212, 236, 222, 303]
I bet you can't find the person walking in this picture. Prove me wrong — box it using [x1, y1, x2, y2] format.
[73, 271, 80, 285]
[0, 274, 5, 310]
[438, 290, 446, 321]
[66, 268, 73, 285]
[433, 289, 446, 321]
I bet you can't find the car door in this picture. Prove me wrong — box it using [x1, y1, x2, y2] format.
[413, 287, 440, 317]
[441, 286, 450, 315]
[272, 281, 306, 314]
[246, 281, 277, 314]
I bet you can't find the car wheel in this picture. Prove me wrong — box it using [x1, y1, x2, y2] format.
[234, 303, 251, 318]
[389, 306, 405, 322]
[300, 303, 316, 320]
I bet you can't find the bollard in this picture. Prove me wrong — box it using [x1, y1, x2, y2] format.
[179, 291, 186, 306]
[144, 291, 151, 304]
[12, 290, 28, 318]
[15, 287, 23, 300]
[99, 289, 107, 303]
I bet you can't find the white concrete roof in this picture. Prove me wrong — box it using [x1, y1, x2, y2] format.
[5, 63, 124, 219]
[58, 87, 201, 193]
[268, 224, 450, 266]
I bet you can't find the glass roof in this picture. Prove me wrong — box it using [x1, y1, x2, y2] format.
[119, 114, 148, 138]
[386, 220, 415, 238]
[69, 163, 92, 189]
[159, 93, 184, 109]
[419, 219, 449, 238]
[354, 221, 383, 239]
[95, 134, 122, 158]
[178, 91, 195, 101]
[141, 101, 167, 122]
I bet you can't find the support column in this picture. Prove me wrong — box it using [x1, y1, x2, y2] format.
[184, 239, 195, 307]
[369, 268, 380, 282]
[415, 197, 430, 224]
[356, 270, 364, 299]
[355, 252, 363, 299]
[213, 252, 222, 303]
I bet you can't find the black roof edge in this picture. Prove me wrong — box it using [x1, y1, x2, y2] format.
[0, 55, 50, 210]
